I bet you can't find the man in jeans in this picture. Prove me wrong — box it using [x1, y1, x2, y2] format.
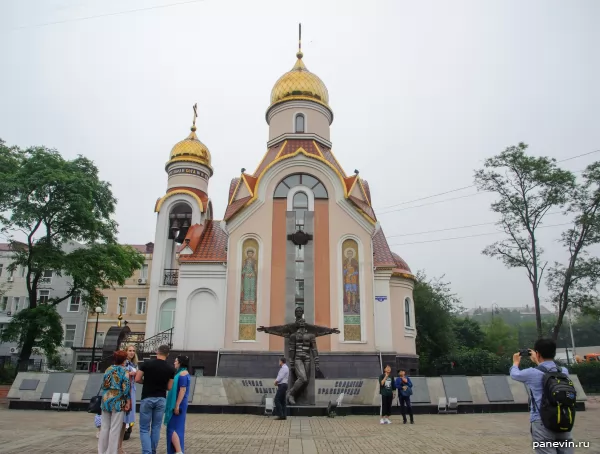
[510, 338, 573, 454]
[273, 357, 289, 420]
[136, 344, 175, 454]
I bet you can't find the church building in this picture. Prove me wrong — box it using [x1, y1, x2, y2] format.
[145, 39, 418, 376]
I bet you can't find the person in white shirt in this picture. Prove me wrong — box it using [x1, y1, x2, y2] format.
[273, 357, 289, 420]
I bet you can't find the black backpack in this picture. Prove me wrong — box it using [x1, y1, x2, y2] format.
[529, 363, 577, 433]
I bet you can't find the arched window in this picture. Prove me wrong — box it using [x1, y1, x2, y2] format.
[273, 173, 328, 199]
[158, 299, 176, 332]
[405, 297, 412, 327]
[292, 191, 308, 228]
[295, 114, 305, 133]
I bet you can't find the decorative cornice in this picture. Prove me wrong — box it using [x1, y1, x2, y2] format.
[267, 132, 332, 149]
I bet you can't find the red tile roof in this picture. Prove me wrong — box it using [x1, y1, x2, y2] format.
[361, 180, 372, 204]
[372, 228, 396, 268]
[228, 178, 240, 201]
[391, 252, 412, 273]
[344, 175, 357, 194]
[253, 144, 284, 177]
[349, 196, 377, 222]
[179, 220, 228, 262]
[224, 196, 251, 221]
[176, 224, 203, 254]
[242, 173, 258, 195]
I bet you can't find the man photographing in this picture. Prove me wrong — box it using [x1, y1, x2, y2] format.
[510, 338, 577, 453]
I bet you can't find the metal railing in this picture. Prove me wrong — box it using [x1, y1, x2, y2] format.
[120, 328, 173, 356]
[163, 269, 179, 286]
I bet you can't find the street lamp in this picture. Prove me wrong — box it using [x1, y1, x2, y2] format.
[90, 306, 103, 373]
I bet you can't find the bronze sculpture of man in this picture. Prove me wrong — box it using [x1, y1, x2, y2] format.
[257, 306, 340, 405]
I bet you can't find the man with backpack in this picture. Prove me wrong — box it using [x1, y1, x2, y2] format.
[510, 338, 577, 453]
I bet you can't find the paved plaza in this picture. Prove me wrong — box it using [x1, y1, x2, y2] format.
[0, 404, 599, 454]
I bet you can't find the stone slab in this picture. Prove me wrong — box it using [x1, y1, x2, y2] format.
[571, 375, 588, 401]
[40, 373, 74, 400]
[8, 373, 48, 400]
[441, 376, 473, 402]
[69, 374, 88, 402]
[467, 376, 490, 405]
[19, 379, 39, 391]
[483, 375, 515, 402]
[507, 378, 529, 404]
[425, 377, 445, 405]
[408, 376, 431, 404]
[187, 375, 196, 403]
[82, 373, 104, 400]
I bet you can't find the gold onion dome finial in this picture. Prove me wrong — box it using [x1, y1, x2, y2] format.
[269, 24, 330, 112]
[168, 103, 213, 174]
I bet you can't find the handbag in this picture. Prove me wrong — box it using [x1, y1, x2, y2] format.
[88, 382, 104, 415]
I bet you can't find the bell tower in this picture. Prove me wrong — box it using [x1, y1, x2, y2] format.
[145, 104, 214, 338]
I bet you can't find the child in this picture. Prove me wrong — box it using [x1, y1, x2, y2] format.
[378, 364, 396, 424]
[94, 414, 102, 438]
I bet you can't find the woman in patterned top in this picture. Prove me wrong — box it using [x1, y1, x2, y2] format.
[98, 350, 131, 454]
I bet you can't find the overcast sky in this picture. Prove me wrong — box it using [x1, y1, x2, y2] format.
[1, 0, 599, 309]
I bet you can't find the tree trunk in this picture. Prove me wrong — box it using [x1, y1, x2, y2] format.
[17, 328, 36, 371]
[532, 287, 543, 339]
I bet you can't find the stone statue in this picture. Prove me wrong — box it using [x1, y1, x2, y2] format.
[257, 306, 340, 405]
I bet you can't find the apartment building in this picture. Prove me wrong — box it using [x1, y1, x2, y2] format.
[0, 242, 87, 367]
[77, 243, 153, 371]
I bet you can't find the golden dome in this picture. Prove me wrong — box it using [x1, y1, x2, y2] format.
[167, 125, 213, 173]
[269, 51, 330, 111]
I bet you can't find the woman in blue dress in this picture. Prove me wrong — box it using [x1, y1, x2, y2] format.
[122, 345, 138, 442]
[164, 355, 191, 454]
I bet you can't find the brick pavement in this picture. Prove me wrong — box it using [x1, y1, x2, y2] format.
[0, 406, 599, 454]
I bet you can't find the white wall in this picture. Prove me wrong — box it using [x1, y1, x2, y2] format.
[173, 262, 227, 350]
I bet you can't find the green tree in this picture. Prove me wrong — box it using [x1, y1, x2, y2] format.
[0, 140, 145, 369]
[474, 143, 575, 338]
[483, 318, 519, 356]
[546, 162, 600, 340]
[452, 317, 485, 349]
[414, 271, 462, 371]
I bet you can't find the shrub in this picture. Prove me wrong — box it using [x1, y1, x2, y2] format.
[0, 364, 17, 385]
[568, 361, 600, 393]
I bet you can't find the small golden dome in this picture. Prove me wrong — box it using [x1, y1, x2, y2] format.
[269, 51, 330, 111]
[167, 126, 213, 173]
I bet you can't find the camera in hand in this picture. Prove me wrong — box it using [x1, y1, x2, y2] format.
[519, 348, 531, 357]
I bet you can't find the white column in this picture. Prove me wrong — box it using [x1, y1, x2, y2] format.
[373, 270, 393, 352]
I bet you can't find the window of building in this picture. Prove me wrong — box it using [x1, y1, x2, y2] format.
[38, 290, 50, 304]
[41, 269, 53, 284]
[20, 266, 26, 277]
[273, 173, 328, 199]
[118, 297, 127, 315]
[102, 297, 108, 314]
[0, 297, 8, 312]
[136, 298, 147, 315]
[140, 264, 149, 280]
[293, 191, 308, 229]
[405, 297, 412, 327]
[12, 297, 20, 312]
[295, 113, 305, 133]
[0, 264, 3, 276]
[95, 332, 105, 348]
[68, 293, 81, 312]
[7, 268, 13, 278]
[24, 297, 29, 309]
[158, 299, 176, 332]
[64, 324, 76, 348]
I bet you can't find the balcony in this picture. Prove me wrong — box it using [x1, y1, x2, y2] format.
[163, 269, 179, 286]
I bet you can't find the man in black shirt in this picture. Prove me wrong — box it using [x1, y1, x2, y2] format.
[136, 344, 175, 454]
